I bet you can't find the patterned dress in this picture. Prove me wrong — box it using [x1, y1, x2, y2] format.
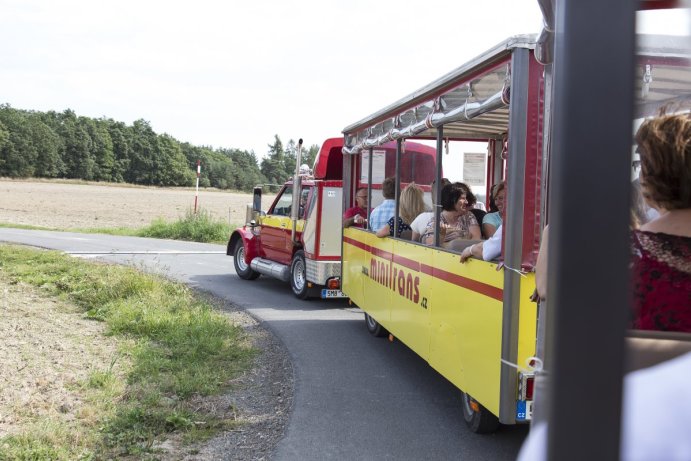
[422, 211, 478, 243]
[631, 230, 691, 332]
[385, 216, 412, 238]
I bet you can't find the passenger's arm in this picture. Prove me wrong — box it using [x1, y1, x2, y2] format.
[411, 231, 421, 242]
[460, 242, 483, 262]
[469, 224, 481, 240]
[483, 223, 497, 238]
[376, 224, 391, 238]
[535, 225, 549, 300]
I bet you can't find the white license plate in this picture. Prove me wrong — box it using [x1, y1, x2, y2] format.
[321, 289, 346, 298]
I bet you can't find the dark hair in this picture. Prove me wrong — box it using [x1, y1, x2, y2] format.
[381, 176, 396, 199]
[431, 178, 451, 205]
[635, 112, 691, 210]
[440, 182, 472, 211]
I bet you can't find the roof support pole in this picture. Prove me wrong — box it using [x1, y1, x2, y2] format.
[499, 47, 530, 424]
[545, 0, 636, 459]
[435, 126, 444, 247]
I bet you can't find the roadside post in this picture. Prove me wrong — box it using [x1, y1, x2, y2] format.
[194, 160, 201, 214]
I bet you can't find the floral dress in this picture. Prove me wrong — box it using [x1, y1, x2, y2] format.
[422, 211, 478, 243]
[631, 230, 691, 332]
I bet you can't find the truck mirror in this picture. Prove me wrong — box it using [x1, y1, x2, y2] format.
[253, 186, 262, 212]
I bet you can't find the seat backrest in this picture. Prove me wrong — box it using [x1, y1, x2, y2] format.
[625, 330, 691, 372]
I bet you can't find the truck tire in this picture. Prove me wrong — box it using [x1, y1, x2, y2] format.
[290, 250, 309, 299]
[365, 313, 388, 337]
[233, 240, 260, 280]
[461, 392, 500, 434]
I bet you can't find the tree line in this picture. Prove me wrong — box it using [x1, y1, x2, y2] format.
[0, 104, 320, 192]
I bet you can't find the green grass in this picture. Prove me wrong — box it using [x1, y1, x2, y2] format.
[0, 207, 236, 244]
[0, 222, 57, 231]
[137, 208, 234, 243]
[0, 244, 256, 460]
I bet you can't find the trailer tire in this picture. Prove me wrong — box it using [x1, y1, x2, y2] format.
[365, 313, 388, 337]
[461, 392, 500, 434]
[290, 250, 309, 299]
[233, 240, 260, 280]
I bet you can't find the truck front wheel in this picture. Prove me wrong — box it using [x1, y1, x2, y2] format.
[233, 240, 260, 280]
[461, 392, 499, 434]
[290, 250, 309, 299]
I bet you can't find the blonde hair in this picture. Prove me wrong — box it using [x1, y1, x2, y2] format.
[400, 183, 426, 225]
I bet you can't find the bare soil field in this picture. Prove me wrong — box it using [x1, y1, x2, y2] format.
[0, 178, 274, 229]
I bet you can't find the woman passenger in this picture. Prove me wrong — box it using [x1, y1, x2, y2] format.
[422, 182, 481, 247]
[483, 181, 505, 238]
[631, 112, 691, 333]
[376, 183, 426, 239]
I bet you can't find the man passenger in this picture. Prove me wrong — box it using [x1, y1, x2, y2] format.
[343, 187, 369, 228]
[368, 176, 396, 231]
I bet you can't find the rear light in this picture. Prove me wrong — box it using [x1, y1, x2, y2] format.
[327, 278, 340, 289]
[525, 376, 535, 400]
[518, 372, 535, 401]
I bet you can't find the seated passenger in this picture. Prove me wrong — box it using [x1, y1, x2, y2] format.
[466, 189, 487, 235]
[343, 187, 369, 228]
[483, 181, 505, 238]
[631, 112, 691, 333]
[376, 183, 426, 239]
[410, 178, 450, 241]
[421, 182, 481, 247]
[368, 176, 396, 231]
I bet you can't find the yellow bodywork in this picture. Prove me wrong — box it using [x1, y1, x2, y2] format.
[343, 227, 537, 418]
[260, 215, 306, 232]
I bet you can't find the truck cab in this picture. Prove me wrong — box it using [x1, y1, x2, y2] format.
[227, 138, 346, 299]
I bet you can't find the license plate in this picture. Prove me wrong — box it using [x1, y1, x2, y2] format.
[516, 400, 533, 421]
[321, 289, 346, 298]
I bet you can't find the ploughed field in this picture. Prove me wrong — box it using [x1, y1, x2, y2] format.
[0, 178, 274, 229]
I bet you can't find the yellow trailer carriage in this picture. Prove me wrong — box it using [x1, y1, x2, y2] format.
[340, 35, 544, 432]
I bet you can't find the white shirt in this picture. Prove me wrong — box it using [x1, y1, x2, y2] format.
[482, 224, 502, 261]
[410, 211, 434, 237]
[517, 352, 691, 461]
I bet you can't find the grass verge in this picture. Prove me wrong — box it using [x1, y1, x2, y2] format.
[0, 244, 256, 460]
[137, 209, 233, 243]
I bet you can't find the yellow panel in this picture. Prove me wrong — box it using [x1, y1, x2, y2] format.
[428, 251, 504, 416]
[342, 231, 522, 417]
[517, 274, 538, 370]
[261, 215, 305, 232]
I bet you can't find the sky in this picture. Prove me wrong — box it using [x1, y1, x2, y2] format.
[1, 1, 688, 164]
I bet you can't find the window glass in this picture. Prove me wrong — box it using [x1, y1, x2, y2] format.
[272, 186, 293, 216]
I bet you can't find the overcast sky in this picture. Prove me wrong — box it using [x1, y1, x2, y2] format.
[1, 1, 688, 159]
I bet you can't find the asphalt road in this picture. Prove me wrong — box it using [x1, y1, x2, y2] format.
[0, 229, 529, 460]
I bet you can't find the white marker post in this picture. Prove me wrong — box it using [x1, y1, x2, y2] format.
[194, 160, 201, 214]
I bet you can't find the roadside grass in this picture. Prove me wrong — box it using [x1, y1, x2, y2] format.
[0, 207, 235, 244]
[137, 208, 233, 243]
[0, 244, 256, 460]
[0, 222, 57, 231]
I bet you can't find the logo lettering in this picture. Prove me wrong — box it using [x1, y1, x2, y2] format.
[369, 257, 421, 304]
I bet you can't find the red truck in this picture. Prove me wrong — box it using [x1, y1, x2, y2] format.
[227, 137, 437, 299]
[227, 138, 346, 299]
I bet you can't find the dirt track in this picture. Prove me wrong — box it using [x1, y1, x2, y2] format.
[0, 178, 274, 229]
